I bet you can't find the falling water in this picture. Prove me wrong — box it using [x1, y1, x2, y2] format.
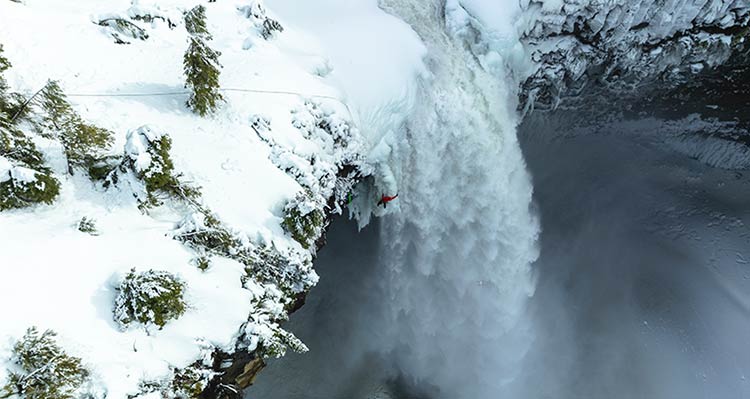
[368, 1, 540, 397]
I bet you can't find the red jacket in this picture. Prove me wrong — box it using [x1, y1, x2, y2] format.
[378, 194, 398, 208]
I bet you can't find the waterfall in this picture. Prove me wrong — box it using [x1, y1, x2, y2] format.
[368, 1, 541, 397]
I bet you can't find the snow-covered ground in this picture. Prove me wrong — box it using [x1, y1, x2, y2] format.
[0, 0, 424, 397]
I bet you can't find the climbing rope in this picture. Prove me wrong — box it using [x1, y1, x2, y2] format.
[65, 87, 354, 115]
[11, 83, 354, 121]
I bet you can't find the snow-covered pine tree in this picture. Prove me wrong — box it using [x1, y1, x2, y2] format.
[113, 268, 187, 330]
[183, 5, 223, 116]
[281, 189, 325, 251]
[0, 45, 11, 119]
[0, 46, 61, 211]
[104, 125, 199, 209]
[0, 44, 25, 126]
[2, 327, 90, 399]
[35, 81, 113, 175]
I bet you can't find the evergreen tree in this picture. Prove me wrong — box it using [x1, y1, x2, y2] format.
[2, 327, 90, 399]
[0, 46, 61, 211]
[104, 125, 200, 209]
[183, 5, 223, 116]
[0, 45, 25, 125]
[282, 189, 325, 251]
[184, 5, 210, 37]
[36, 81, 113, 174]
[0, 44, 10, 119]
[113, 269, 187, 330]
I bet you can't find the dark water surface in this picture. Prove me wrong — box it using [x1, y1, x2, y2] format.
[515, 116, 750, 399]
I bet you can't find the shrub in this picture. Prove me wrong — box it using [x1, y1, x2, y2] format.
[183, 5, 223, 116]
[242, 287, 308, 359]
[129, 9, 176, 29]
[121, 127, 177, 197]
[193, 256, 210, 271]
[125, 364, 208, 399]
[2, 327, 89, 399]
[77, 217, 98, 235]
[170, 366, 207, 398]
[245, 246, 317, 294]
[281, 190, 325, 250]
[262, 328, 308, 358]
[97, 18, 149, 44]
[0, 157, 60, 211]
[173, 211, 250, 263]
[239, 2, 284, 40]
[106, 126, 199, 209]
[174, 211, 317, 293]
[113, 269, 187, 330]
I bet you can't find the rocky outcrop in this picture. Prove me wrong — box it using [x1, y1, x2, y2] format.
[520, 0, 750, 111]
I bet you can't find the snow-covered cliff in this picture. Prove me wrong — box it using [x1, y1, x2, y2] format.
[0, 1, 373, 398]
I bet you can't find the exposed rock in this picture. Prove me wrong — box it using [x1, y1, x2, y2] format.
[520, 0, 750, 111]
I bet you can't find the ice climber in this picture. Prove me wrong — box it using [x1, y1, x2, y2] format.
[377, 193, 399, 208]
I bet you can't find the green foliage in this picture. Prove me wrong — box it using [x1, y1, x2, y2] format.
[244, 246, 315, 294]
[244, 289, 309, 359]
[0, 44, 11, 120]
[174, 210, 315, 293]
[0, 45, 22, 133]
[77, 217, 98, 235]
[105, 127, 200, 209]
[183, 6, 223, 116]
[281, 190, 324, 250]
[125, 364, 208, 399]
[0, 44, 9, 81]
[193, 256, 210, 272]
[64, 123, 113, 172]
[184, 5, 210, 38]
[0, 48, 61, 211]
[2, 327, 89, 399]
[114, 269, 187, 329]
[0, 169, 60, 211]
[174, 210, 259, 283]
[239, 3, 284, 40]
[282, 206, 323, 249]
[171, 366, 206, 399]
[36, 81, 114, 173]
[98, 18, 149, 44]
[139, 135, 177, 198]
[87, 155, 121, 181]
[261, 328, 308, 359]
[1, 128, 49, 171]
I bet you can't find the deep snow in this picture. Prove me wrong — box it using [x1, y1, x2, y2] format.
[0, 0, 380, 396]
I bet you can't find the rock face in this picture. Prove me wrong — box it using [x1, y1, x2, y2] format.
[520, 0, 750, 110]
[200, 349, 264, 399]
